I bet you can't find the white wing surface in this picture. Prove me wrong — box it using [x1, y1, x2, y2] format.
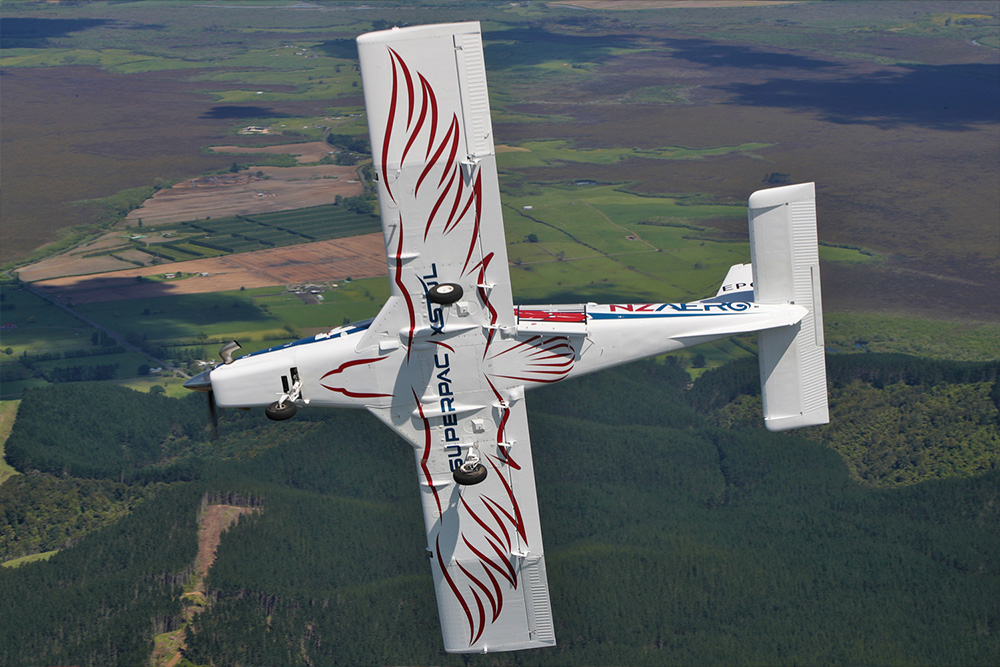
[357, 22, 515, 352]
[357, 23, 556, 653]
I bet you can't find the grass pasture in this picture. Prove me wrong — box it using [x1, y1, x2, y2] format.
[0, 550, 58, 569]
[66, 277, 390, 375]
[824, 312, 1000, 362]
[0, 379, 50, 402]
[249, 280, 388, 332]
[115, 376, 192, 400]
[0, 48, 205, 74]
[26, 348, 152, 373]
[504, 183, 755, 302]
[74, 293, 282, 344]
[1, 285, 94, 356]
[195, 47, 362, 104]
[0, 400, 20, 484]
[58, 277, 389, 354]
[0, 283, 176, 398]
[497, 140, 773, 169]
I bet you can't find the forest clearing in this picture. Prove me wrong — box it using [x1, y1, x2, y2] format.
[151, 503, 260, 667]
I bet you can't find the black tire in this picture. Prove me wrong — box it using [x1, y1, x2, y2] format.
[428, 283, 463, 305]
[453, 462, 488, 486]
[265, 400, 297, 421]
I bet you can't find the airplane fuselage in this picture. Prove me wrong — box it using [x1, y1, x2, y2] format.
[200, 299, 805, 415]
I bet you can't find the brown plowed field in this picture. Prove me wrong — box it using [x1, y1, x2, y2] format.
[18, 252, 138, 283]
[124, 164, 362, 226]
[209, 141, 335, 163]
[33, 234, 387, 304]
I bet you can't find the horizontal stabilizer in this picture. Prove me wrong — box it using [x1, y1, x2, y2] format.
[748, 183, 829, 431]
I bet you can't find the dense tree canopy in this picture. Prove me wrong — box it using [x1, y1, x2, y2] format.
[0, 355, 997, 666]
[5, 384, 207, 480]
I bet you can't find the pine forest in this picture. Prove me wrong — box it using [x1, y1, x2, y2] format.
[1, 355, 998, 666]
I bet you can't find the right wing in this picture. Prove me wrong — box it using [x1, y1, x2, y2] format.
[356, 22, 515, 356]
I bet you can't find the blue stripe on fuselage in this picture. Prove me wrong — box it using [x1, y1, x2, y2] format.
[589, 312, 742, 320]
[242, 319, 373, 358]
[697, 290, 754, 304]
[589, 302, 751, 320]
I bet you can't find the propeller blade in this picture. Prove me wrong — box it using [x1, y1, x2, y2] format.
[207, 390, 219, 440]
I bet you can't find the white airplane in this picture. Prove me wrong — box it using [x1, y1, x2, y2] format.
[185, 22, 828, 654]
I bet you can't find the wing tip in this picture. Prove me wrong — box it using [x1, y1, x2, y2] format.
[357, 21, 482, 46]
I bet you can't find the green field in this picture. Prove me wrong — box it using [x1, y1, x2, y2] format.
[72, 279, 385, 342]
[2, 274, 392, 399]
[502, 182, 878, 304]
[62, 278, 388, 376]
[1, 283, 172, 398]
[0, 400, 20, 484]
[0, 550, 57, 569]
[496, 140, 773, 168]
[4, 158, 998, 401]
[0, 47, 207, 74]
[1, 285, 94, 355]
[133, 205, 382, 260]
[824, 312, 1000, 360]
[2, 0, 997, 385]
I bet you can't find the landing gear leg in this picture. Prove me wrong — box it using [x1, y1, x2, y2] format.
[266, 368, 304, 421]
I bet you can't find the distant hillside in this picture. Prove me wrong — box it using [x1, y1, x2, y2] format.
[0, 356, 997, 666]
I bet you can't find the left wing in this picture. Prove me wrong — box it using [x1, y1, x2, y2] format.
[357, 23, 556, 653]
[368, 385, 556, 653]
[356, 22, 514, 355]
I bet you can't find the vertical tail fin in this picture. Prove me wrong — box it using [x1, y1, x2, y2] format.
[696, 262, 753, 304]
[748, 183, 829, 431]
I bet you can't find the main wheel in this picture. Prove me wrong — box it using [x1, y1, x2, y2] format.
[265, 400, 297, 421]
[428, 283, 463, 305]
[453, 462, 487, 486]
